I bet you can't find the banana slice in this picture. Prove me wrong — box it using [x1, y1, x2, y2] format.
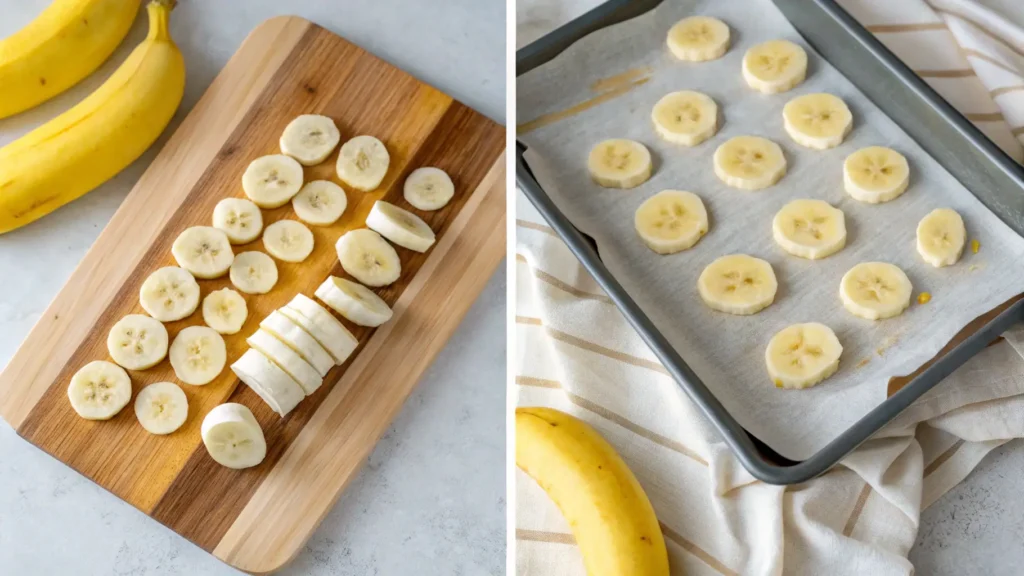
[587, 139, 652, 189]
[336, 135, 390, 191]
[171, 226, 234, 279]
[772, 199, 846, 260]
[840, 262, 913, 320]
[201, 403, 267, 469]
[404, 167, 455, 211]
[242, 154, 305, 208]
[666, 16, 730, 62]
[713, 136, 786, 190]
[281, 294, 359, 364]
[134, 381, 188, 435]
[107, 314, 169, 371]
[292, 180, 348, 226]
[260, 310, 335, 377]
[634, 190, 708, 254]
[698, 254, 778, 315]
[230, 348, 305, 417]
[212, 198, 263, 245]
[139, 266, 200, 322]
[651, 91, 718, 146]
[843, 146, 910, 204]
[247, 329, 323, 395]
[279, 114, 341, 166]
[742, 39, 808, 94]
[783, 93, 852, 150]
[336, 228, 402, 287]
[765, 323, 843, 389]
[202, 288, 248, 335]
[169, 325, 227, 386]
[263, 219, 314, 263]
[917, 208, 966, 267]
[315, 276, 393, 327]
[365, 201, 436, 253]
[229, 251, 279, 295]
[68, 361, 132, 420]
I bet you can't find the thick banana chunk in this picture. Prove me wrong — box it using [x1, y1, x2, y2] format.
[170, 325, 227, 386]
[230, 348, 305, 417]
[107, 314, 169, 371]
[843, 146, 909, 203]
[140, 266, 200, 322]
[743, 39, 808, 94]
[263, 220, 314, 263]
[713, 135, 786, 190]
[279, 114, 341, 166]
[292, 180, 348, 226]
[917, 208, 966, 267]
[772, 199, 846, 260]
[666, 16, 730, 62]
[242, 154, 304, 208]
[172, 226, 234, 279]
[336, 135, 390, 191]
[366, 201, 436, 253]
[68, 360, 132, 420]
[230, 251, 279, 295]
[260, 310, 335, 376]
[765, 323, 842, 389]
[698, 254, 778, 315]
[634, 190, 708, 254]
[134, 382, 188, 435]
[336, 229, 402, 287]
[404, 167, 455, 211]
[651, 91, 718, 146]
[782, 93, 852, 150]
[587, 139, 652, 189]
[201, 403, 266, 469]
[212, 198, 263, 245]
[840, 262, 912, 320]
[247, 329, 323, 395]
[281, 294, 358, 364]
[315, 276, 393, 327]
[202, 288, 248, 335]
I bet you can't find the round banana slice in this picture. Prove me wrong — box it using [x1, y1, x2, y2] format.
[242, 154, 304, 208]
[134, 381, 188, 435]
[171, 226, 234, 279]
[404, 167, 455, 211]
[651, 91, 718, 146]
[229, 251, 279, 295]
[336, 135, 390, 191]
[281, 294, 359, 364]
[713, 135, 786, 190]
[212, 198, 263, 245]
[260, 310, 335, 377]
[107, 314, 169, 371]
[169, 325, 227, 386]
[917, 208, 966, 267]
[292, 180, 348, 225]
[140, 266, 201, 322]
[743, 39, 808, 94]
[666, 16, 730, 62]
[230, 348, 306, 417]
[765, 323, 843, 389]
[843, 146, 910, 204]
[782, 93, 852, 150]
[698, 254, 778, 315]
[634, 190, 709, 254]
[772, 199, 846, 260]
[315, 276, 393, 327]
[263, 219, 314, 263]
[840, 262, 912, 320]
[336, 228, 401, 287]
[365, 200, 436, 253]
[247, 329, 323, 395]
[588, 139, 652, 189]
[279, 114, 341, 166]
[202, 288, 248, 335]
[68, 360, 132, 420]
[201, 403, 267, 469]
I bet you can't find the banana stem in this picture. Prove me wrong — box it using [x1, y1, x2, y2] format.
[146, 0, 176, 43]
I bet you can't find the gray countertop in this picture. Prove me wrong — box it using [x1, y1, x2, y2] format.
[0, 1, 506, 574]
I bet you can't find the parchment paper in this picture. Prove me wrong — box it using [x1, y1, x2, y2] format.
[517, 0, 1024, 459]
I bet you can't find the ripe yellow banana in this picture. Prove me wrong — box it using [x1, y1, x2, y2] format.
[0, 1, 184, 235]
[0, 0, 142, 119]
[516, 407, 670, 576]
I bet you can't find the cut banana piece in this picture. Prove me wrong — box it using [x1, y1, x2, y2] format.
[281, 294, 359, 364]
[404, 167, 455, 211]
[68, 361, 132, 420]
[743, 39, 808, 94]
[260, 310, 335, 377]
[279, 114, 341, 166]
[666, 16, 730, 62]
[783, 93, 852, 150]
[651, 91, 718, 146]
[230, 348, 305, 417]
[139, 266, 200, 322]
[840, 262, 913, 320]
[169, 325, 227, 386]
[587, 139, 652, 189]
[230, 251, 279, 295]
[107, 314, 169, 371]
[366, 201, 436, 253]
[212, 198, 263, 245]
[315, 276, 393, 327]
[698, 254, 778, 315]
[336, 228, 402, 287]
[765, 323, 843, 389]
[263, 219, 314, 263]
[634, 190, 708, 254]
[917, 208, 966, 267]
[292, 180, 348, 225]
[843, 146, 910, 204]
[172, 226, 234, 279]
[134, 381, 188, 435]
[242, 154, 304, 208]
[772, 199, 846, 260]
[713, 136, 786, 190]
[336, 135, 390, 191]
[203, 288, 248, 335]
[247, 329, 323, 395]
[201, 403, 266, 469]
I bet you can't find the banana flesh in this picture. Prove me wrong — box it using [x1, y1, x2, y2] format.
[698, 254, 778, 315]
[336, 229, 402, 287]
[315, 276, 393, 327]
[633, 190, 708, 254]
[201, 403, 266, 469]
[202, 288, 248, 335]
[742, 39, 807, 94]
[134, 381, 188, 435]
[336, 135, 390, 191]
[293, 180, 348, 226]
[840, 262, 912, 320]
[229, 251, 279, 295]
[587, 139, 652, 189]
[713, 135, 786, 190]
[916, 208, 966, 267]
[68, 360, 132, 420]
[651, 90, 718, 146]
[213, 198, 263, 244]
[169, 326, 227, 386]
[666, 16, 730, 62]
[279, 114, 340, 166]
[139, 266, 200, 322]
[280, 294, 358, 365]
[404, 167, 455, 211]
[263, 220, 314, 263]
[765, 323, 843, 389]
[843, 146, 910, 204]
[107, 314, 169, 371]
[365, 201, 436, 253]
[782, 93, 852, 150]
[172, 226, 234, 279]
[772, 199, 846, 260]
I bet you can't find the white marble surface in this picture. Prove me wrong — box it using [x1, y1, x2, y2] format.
[0, 1, 506, 574]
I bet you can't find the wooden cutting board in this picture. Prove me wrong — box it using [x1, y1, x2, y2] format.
[0, 16, 505, 574]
